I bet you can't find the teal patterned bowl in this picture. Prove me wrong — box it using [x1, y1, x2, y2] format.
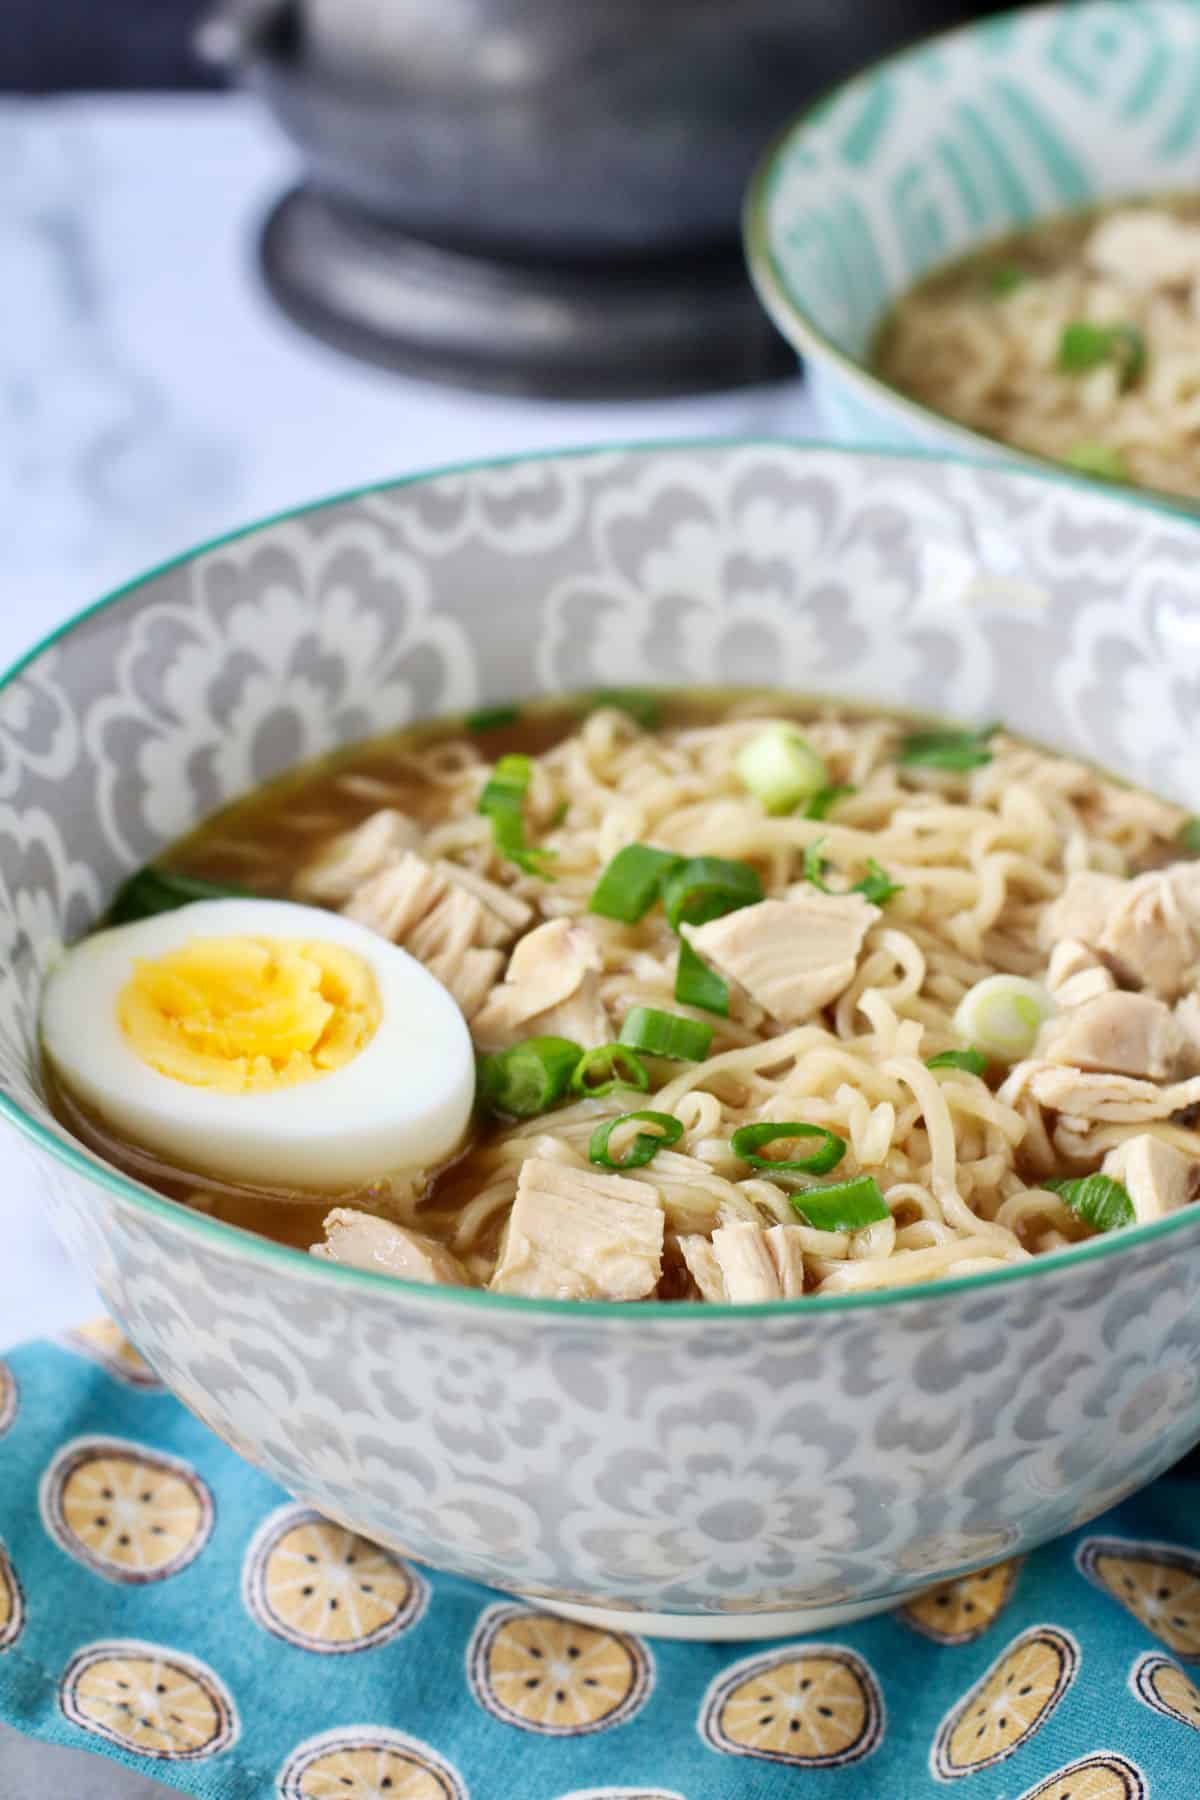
[746, 0, 1200, 488]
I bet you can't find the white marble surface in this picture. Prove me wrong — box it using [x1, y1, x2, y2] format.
[0, 94, 814, 1354]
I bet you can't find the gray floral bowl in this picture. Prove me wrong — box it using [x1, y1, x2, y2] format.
[2, 441, 1199, 1641]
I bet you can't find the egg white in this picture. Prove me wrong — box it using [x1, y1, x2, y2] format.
[40, 897, 475, 1191]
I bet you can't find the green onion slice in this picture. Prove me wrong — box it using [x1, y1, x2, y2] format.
[897, 723, 998, 771]
[464, 704, 520, 733]
[1066, 442, 1127, 482]
[589, 1109, 683, 1171]
[730, 1121, 847, 1177]
[802, 838, 902, 906]
[587, 690, 662, 730]
[569, 1044, 650, 1099]
[789, 1175, 891, 1232]
[107, 866, 250, 927]
[1179, 817, 1200, 854]
[926, 1048, 989, 1076]
[1057, 320, 1146, 389]
[476, 1036, 582, 1118]
[985, 263, 1027, 297]
[674, 939, 729, 1016]
[661, 856, 764, 931]
[1045, 1172, 1134, 1233]
[734, 724, 827, 815]
[478, 753, 556, 878]
[618, 1005, 713, 1061]
[803, 783, 856, 821]
[588, 844, 681, 923]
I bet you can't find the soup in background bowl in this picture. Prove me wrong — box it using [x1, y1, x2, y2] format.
[2, 441, 1199, 1638]
[746, 0, 1200, 506]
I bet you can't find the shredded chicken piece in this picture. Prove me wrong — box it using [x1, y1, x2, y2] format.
[1041, 990, 1185, 1081]
[1177, 992, 1200, 1061]
[1026, 1064, 1200, 1123]
[311, 1210, 469, 1285]
[472, 918, 608, 1050]
[488, 1157, 664, 1300]
[679, 1222, 807, 1301]
[1097, 869, 1200, 1000]
[1046, 938, 1105, 990]
[1041, 864, 1200, 1000]
[1086, 207, 1200, 292]
[1041, 872, 1124, 951]
[1102, 1133, 1200, 1223]
[686, 893, 879, 1024]
[341, 848, 507, 1017]
[295, 809, 422, 903]
[432, 860, 532, 945]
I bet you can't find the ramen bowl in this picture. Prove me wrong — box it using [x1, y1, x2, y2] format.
[2, 442, 1199, 1640]
[746, 0, 1200, 495]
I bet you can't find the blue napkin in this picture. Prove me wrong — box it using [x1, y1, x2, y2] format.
[2, 1324, 1199, 1800]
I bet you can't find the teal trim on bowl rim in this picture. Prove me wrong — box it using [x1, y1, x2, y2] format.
[5, 435, 1200, 1324]
[741, 0, 1200, 519]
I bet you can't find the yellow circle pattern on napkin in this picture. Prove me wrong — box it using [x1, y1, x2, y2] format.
[277, 1726, 466, 1798]
[243, 1504, 427, 1653]
[930, 1625, 1078, 1778]
[59, 1639, 238, 1761]
[41, 1437, 213, 1584]
[467, 1604, 653, 1735]
[1014, 1752, 1147, 1799]
[59, 1319, 163, 1389]
[0, 1539, 23, 1652]
[699, 1644, 884, 1769]
[1131, 1651, 1200, 1733]
[1077, 1537, 1200, 1658]
[901, 1559, 1022, 1645]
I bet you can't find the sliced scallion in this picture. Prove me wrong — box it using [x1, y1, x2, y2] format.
[465, 704, 520, 733]
[588, 1109, 683, 1171]
[587, 689, 662, 730]
[897, 723, 997, 772]
[1045, 1172, 1134, 1233]
[618, 1005, 713, 1062]
[476, 1036, 582, 1118]
[985, 263, 1027, 297]
[926, 1048, 989, 1076]
[478, 753, 556, 878]
[1066, 441, 1128, 482]
[106, 866, 250, 927]
[789, 1175, 891, 1232]
[674, 938, 729, 1016]
[1057, 320, 1146, 389]
[802, 838, 902, 906]
[588, 844, 681, 923]
[803, 783, 856, 821]
[661, 856, 763, 931]
[1180, 817, 1200, 854]
[954, 974, 1054, 1062]
[569, 1044, 650, 1099]
[730, 1121, 847, 1177]
[734, 724, 827, 815]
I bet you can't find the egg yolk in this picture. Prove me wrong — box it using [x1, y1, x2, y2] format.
[117, 936, 381, 1092]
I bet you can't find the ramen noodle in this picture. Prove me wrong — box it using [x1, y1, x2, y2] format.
[43, 694, 1200, 1303]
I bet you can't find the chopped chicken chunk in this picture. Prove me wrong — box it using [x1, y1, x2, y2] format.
[1041, 872, 1124, 952]
[1042, 864, 1200, 1000]
[1041, 990, 1184, 1081]
[432, 860, 532, 945]
[1086, 208, 1200, 292]
[1027, 1064, 1200, 1123]
[686, 892, 879, 1024]
[295, 809, 422, 903]
[311, 1210, 469, 1285]
[1046, 938, 1105, 990]
[1054, 965, 1117, 1010]
[344, 850, 444, 941]
[1102, 1134, 1200, 1223]
[341, 850, 508, 1018]
[678, 1233, 728, 1302]
[488, 1157, 664, 1300]
[472, 918, 608, 1049]
[1097, 870, 1199, 999]
[680, 1222, 807, 1301]
[1177, 992, 1200, 1060]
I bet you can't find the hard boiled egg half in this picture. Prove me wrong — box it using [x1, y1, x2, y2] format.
[41, 897, 474, 1190]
